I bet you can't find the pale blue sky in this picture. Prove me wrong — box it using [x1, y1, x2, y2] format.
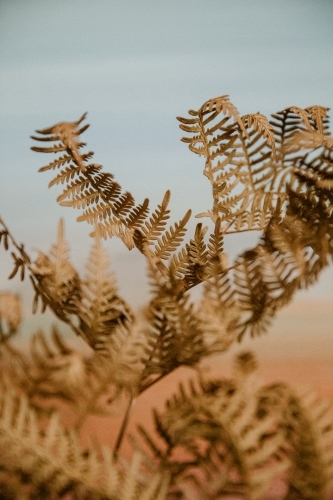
[1, 0, 333, 312]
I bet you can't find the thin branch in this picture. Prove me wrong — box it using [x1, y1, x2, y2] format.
[114, 394, 136, 459]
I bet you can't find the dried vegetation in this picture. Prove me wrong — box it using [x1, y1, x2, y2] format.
[0, 95, 333, 499]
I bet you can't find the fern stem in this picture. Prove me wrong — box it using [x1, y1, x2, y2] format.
[114, 394, 136, 459]
[113, 374, 172, 459]
[225, 227, 262, 235]
[113, 372, 173, 457]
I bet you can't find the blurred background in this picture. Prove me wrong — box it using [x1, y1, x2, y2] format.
[0, 0, 332, 389]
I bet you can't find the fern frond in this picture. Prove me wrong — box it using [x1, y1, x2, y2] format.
[48, 162, 83, 187]
[139, 360, 287, 500]
[60, 190, 101, 210]
[56, 174, 98, 203]
[242, 113, 276, 157]
[142, 306, 176, 377]
[232, 250, 275, 339]
[126, 198, 150, 229]
[283, 129, 331, 155]
[141, 190, 171, 243]
[0, 292, 22, 340]
[113, 191, 136, 216]
[178, 96, 279, 231]
[256, 244, 297, 306]
[292, 387, 333, 498]
[258, 383, 333, 500]
[197, 296, 237, 354]
[181, 101, 331, 234]
[305, 105, 330, 134]
[201, 94, 245, 127]
[186, 223, 208, 262]
[0, 381, 121, 499]
[31, 112, 89, 169]
[93, 217, 136, 250]
[38, 153, 73, 172]
[77, 196, 122, 224]
[29, 328, 88, 404]
[0, 379, 169, 499]
[31, 219, 81, 320]
[141, 288, 204, 382]
[177, 95, 243, 166]
[68, 317, 152, 431]
[120, 452, 169, 500]
[78, 231, 133, 348]
[31, 142, 68, 154]
[263, 214, 306, 279]
[153, 209, 191, 260]
[168, 246, 189, 280]
[268, 105, 331, 192]
[229, 208, 319, 340]
[270, 107, 308, 164]
[196, 219, 237, 350]
[169, 223, 208, 289]
[33, 114, 151, 250]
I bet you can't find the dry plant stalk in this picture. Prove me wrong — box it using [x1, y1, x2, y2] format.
[0, 95, 333, 499]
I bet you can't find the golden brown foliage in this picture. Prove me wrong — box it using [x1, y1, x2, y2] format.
[0, 95, 333, 499]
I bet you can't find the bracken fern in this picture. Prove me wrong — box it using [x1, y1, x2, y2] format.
[0, 95, 332, 499]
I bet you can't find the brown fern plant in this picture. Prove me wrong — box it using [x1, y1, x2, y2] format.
[0, 95, 332, 499]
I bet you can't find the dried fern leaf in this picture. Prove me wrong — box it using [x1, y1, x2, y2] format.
[268, 105, 326, 192]
[196, 219, 237, 350]
[168, 246, 189, 280]
[293, 387, 333, 497]
[38, 153, 73, 172]
[113, 191, 136, 216]
[141, 306, 178, 377]
[232, 250, 275, 339]
[259, 383, 333, 500]
[31, 143, 68, 154]
[32, 112, 89, 168]
[305, 105, 330, 134]
[154, 210, 191, 260]
[56, 175, 98, 203]
[93, 217, 136, 249]
[29, 328, 88, 403]
[153, 209, 191, 260]
[78, 231, 132, 347]
[48, 163, 83, 187]
[141, 190, 171, 243]
[93, 314, 152, 389]
[242, 113, 276, 157]
[283, 130, 331, 155]
[142, 289, 204, 381]
[167, 223, 208, 289]
[31, 219, 81, 320]
[126, 198, 150, 229]
[177, 95, 243, 165]
[178, 96, 278, 230]
[120, 452, 169, 500]
[140, 365, 287, 500]
[0, 381, 122, 499]
[0, 292, 22, 340]
[33, 114, 150, 250]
